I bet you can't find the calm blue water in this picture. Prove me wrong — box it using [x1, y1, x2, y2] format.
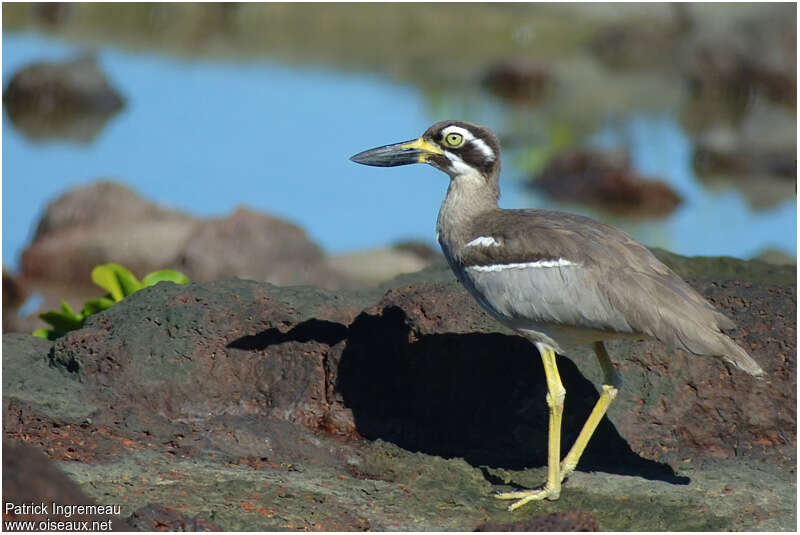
[2, 32, 796, 270]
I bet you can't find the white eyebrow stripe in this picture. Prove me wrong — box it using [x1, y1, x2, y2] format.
[467, 258, 577, 272]
[441, 125, 495, 161]
[465, 236, 502, 248]
[441, 125, 474, 140]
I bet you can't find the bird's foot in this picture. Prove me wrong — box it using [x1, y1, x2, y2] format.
[494, 485, 561, 511]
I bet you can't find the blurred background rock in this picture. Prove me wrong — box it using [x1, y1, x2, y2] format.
[2, 2, 796, 333]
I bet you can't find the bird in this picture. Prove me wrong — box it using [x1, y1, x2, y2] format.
[349, 120, 764, 511]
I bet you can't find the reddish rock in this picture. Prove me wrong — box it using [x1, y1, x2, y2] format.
[532, 149, 682, 217]
[179, 207, 348, 289]
[20, 181, 354, 292]
[21, 181, 197, 286]
[49, 279, 364, 431]
[2, 259, 794, 529]
[476, 510, 599, 531]
[28, 265, 793, 470]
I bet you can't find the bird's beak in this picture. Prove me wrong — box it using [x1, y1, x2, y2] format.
[350, 137, 443, 167]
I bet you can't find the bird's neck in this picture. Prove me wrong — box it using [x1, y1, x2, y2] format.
[436, 170, 499, 251]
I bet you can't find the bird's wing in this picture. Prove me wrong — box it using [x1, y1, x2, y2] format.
[457, 210, 739, 352]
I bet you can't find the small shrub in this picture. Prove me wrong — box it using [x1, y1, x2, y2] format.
[32, 263, 188, 340]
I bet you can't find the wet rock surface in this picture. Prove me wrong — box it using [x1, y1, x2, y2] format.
[531, 150, 683, 217]
[2, 256, 795, 530]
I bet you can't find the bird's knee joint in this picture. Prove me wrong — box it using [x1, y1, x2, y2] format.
[601, 384, 619, 401]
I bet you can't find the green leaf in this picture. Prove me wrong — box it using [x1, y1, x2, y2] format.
[60, 300, 81, 319]
[141, 269, 189, 287]
[91, 263, 142, 301]
[33, 327, 57, 340]
[39, 310, 84, 332]
[111, 264, 143, 296]
[82, 296, 116, 316]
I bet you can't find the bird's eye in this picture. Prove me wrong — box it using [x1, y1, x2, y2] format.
[444, 133, 464, 147]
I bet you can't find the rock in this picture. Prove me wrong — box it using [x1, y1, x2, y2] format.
[21, 181, 198, 287]
[483, 59, 552, 105]
[328, 247, 434, 286]
[650, 248, 795, 286]
[2, 439, 131, 531]
[693, 98, 797, 183]
[20, 180, 354, 294]
[685, 6, 795, 109]
[392, 239, 442, 262]
[753, 248, 796, 267]
[179, 207, 349, 289]
[476, 510, 599, 531]
[1, 253, 795, 530]
[3, 55, 123, 114]
[3, 269, 27, 332]
[46, 279, 366, 430]
[2, 55, 124, 143]
[532, 149, 682, 217]
[127, 504, 221, 532]
[31, 180, 188, 240]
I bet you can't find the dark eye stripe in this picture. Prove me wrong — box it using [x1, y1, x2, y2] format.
[433, 123, 501, 176]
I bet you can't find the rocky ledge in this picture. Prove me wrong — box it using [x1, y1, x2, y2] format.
[2, 257, 795, 531]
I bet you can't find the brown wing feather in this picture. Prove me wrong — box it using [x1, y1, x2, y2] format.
[460, 210, 763, 376]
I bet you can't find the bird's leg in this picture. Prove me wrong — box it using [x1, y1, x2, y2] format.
[495, 344, 565, 510]
[559, 341, 621, 481]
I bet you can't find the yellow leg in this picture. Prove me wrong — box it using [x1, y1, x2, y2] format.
[559, 341, 621, 480]
[495, 343, 565, 510]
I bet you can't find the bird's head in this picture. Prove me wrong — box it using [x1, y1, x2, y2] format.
[350, 120, 501, 182]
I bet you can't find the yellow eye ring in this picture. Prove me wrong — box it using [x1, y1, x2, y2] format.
[444, 133, 464, 148]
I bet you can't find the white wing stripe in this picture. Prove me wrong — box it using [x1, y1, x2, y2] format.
[465, 236, 502, 248]
[467, 258, 576, 272]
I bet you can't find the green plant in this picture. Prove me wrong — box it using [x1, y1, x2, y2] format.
[32, 263, 189, 340]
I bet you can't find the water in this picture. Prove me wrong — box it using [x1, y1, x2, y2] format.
[2, 32, 796, 270]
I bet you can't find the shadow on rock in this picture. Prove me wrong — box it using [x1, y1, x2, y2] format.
[333, 306, 687, 484]
[228, 318, 349, 350]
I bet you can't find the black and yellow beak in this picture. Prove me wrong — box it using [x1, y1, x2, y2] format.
[350, 137, 443, 167]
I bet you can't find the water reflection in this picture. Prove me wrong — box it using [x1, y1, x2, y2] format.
[2, 32, 795, 271]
